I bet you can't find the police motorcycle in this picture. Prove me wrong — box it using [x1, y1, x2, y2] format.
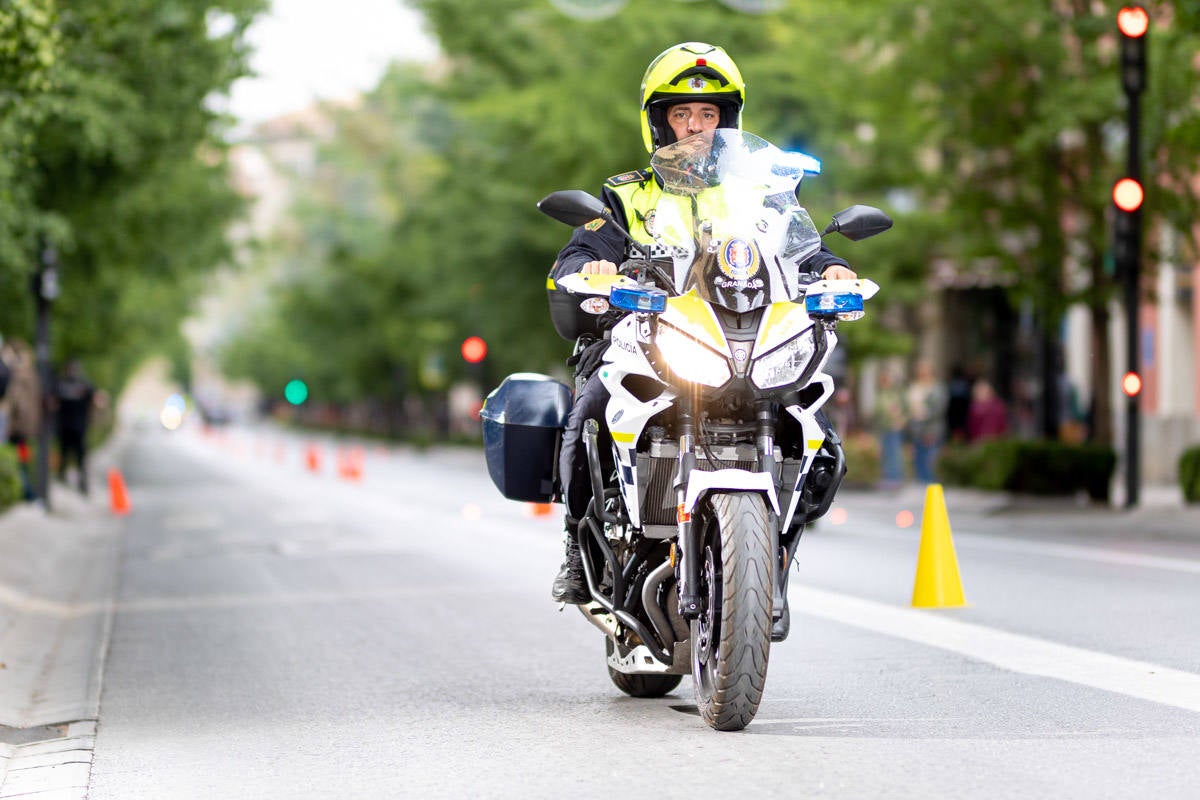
[482, 130, 891, 731]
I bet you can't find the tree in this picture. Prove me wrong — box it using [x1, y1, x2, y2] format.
[806, 0, 1200, 444]
[0, 0, 265, 393]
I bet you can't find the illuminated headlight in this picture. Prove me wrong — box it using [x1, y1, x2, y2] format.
[655, 324, 731, 387]
[750, 334, 816, 390]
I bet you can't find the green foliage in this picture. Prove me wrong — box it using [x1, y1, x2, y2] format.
[0, 444, 22, 510]
[0, 0, 265, 395]
[1179, 445, 1200, 504]
[222, 0, 1200, 431]
[841, 432, 880, 489]
[938, 438, 1116, 501]
[223, 1, 918, 404]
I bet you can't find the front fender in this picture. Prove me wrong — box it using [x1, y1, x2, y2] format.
[682, 469, 780, 516]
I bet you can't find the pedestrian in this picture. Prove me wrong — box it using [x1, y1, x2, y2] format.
[945, 364, 971, 443]
[967, 378, 1008, 442]
[3, 339, 40, 500]
[53, 359, 96, 494]
[906, 360, 946, 485]
[0, 335, 12, 444]
[873, 367, 908, 489]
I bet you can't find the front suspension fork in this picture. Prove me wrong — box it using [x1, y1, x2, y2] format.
[675, 403, 702, 618]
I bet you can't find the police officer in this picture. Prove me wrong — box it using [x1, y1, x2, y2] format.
[549, 42, 856, 604]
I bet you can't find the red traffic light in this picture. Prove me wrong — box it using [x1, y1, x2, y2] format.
[1117, 6, 1149, 38]
[1113, 178, 1144, 212]
[461, 336, 487, 364]
[1121, 371, 1143, 398]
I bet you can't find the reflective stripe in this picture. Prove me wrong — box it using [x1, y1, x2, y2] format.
[612, 431, 636, 444]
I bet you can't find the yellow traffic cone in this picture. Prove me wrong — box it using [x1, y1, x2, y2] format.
[911, 484, 968, 608]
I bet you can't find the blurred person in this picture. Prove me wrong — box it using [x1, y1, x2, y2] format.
[872, 367, 908, 489]
[945, 364, 971, 443]
[967, 378, 1008, 443]
[548, 42, 859, 604]
[0, 334, 12, 444]
[53, 360, 96, 494]
[3, 339, 40, 500]
[906, 360, 946, 485]
[828, 385, 857, 439]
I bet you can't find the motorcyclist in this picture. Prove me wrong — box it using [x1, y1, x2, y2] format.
[549, 42, 857, 604]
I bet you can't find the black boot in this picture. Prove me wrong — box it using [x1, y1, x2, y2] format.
[771, 598, 790, 642]
[551, 529, 589, 604]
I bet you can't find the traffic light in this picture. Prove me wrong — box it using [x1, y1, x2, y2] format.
[1112, 178, 1143, 213]
[1112, 177, 1143, 268]
[1118, 6, 1148, 94]
[284, 379, 309, 406]
[461, 336, 487, 364]
[1121, 371, 1143, 398]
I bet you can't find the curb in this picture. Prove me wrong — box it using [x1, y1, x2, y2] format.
[0, 434, 129, 798]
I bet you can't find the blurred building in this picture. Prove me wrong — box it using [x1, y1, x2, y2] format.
[183, 102, 348, 420]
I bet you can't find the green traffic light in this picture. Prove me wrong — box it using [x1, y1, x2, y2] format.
[284, 379, 309, 405]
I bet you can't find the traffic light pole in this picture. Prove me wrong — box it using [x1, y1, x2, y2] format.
[1123, 86, 1140, 508]
[1118, 8, 1146, 509]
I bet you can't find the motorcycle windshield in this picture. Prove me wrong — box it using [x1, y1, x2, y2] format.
[649, 130, 823, 313]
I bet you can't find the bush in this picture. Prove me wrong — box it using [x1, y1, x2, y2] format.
[937, 438, 1116, 501]
[0, 445, 22, 511]
[1180, 446, 1200, 504]
[841, 432, 880, 489]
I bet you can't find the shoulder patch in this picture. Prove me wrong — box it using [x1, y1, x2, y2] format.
[605, 169, 649, 187]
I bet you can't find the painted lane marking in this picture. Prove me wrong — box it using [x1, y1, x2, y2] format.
[838, 526, 1200, 575]
[952, 534, 1200, 575]
[160, 513, 223, 532]
[792, 585, 1200, 715]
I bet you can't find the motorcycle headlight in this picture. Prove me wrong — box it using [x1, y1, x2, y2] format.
[655, 323, 731, 387]
[750, 333, 817, 390]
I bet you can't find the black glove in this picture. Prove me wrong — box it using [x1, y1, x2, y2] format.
[566, 338, 608, 382]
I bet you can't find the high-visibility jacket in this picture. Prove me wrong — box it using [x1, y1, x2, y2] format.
[550, 167, 848, 282]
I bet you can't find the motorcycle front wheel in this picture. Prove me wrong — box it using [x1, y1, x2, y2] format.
[690, 491, 773, 731]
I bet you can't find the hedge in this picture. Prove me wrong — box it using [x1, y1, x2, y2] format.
[0, 445, 22, 511]
[1180, 446, 1200, 504]
[938, 438, 1116, 501]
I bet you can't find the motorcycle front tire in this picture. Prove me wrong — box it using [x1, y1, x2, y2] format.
[690, 491, 773, 731]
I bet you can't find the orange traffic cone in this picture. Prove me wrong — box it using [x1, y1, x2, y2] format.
[108, 468, 131, 515]
[338, 447, 364, 481]
[305, 445, 322, 473]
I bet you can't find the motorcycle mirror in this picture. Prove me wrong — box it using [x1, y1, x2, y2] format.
[822, 205, 894, 241]
[537, 190, 611, 228]
[537, 189, 650, 260]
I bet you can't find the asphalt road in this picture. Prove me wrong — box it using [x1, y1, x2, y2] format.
[86, 425, 1200, 799]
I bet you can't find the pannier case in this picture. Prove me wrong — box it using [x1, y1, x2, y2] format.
[480, 373, 572, 503]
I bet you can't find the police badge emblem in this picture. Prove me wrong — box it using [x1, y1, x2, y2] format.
[717, 238, 760, 281]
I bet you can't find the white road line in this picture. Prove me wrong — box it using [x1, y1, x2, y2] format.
[792, 585, 1200, 715]
[955, 534, 1200, 575]
[160, 513, 223, 532]
[840, 526, 1200, 575]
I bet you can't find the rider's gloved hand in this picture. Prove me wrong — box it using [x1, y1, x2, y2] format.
[581, 260, 618, 275]
[821, 265, 858, 281]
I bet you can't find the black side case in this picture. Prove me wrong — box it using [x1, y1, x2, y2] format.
[480, 373, 573, 503]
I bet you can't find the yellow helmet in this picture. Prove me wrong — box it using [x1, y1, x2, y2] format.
[640, 42, 745, 153]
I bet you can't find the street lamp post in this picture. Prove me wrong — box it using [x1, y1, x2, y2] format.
[32, 242, 59, 511]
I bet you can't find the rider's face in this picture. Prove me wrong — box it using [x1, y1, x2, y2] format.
[666, 102, 721, 142]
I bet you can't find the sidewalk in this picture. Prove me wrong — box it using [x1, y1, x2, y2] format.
[0, 444, 128, 798]
[835, 482, 1200, 541]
